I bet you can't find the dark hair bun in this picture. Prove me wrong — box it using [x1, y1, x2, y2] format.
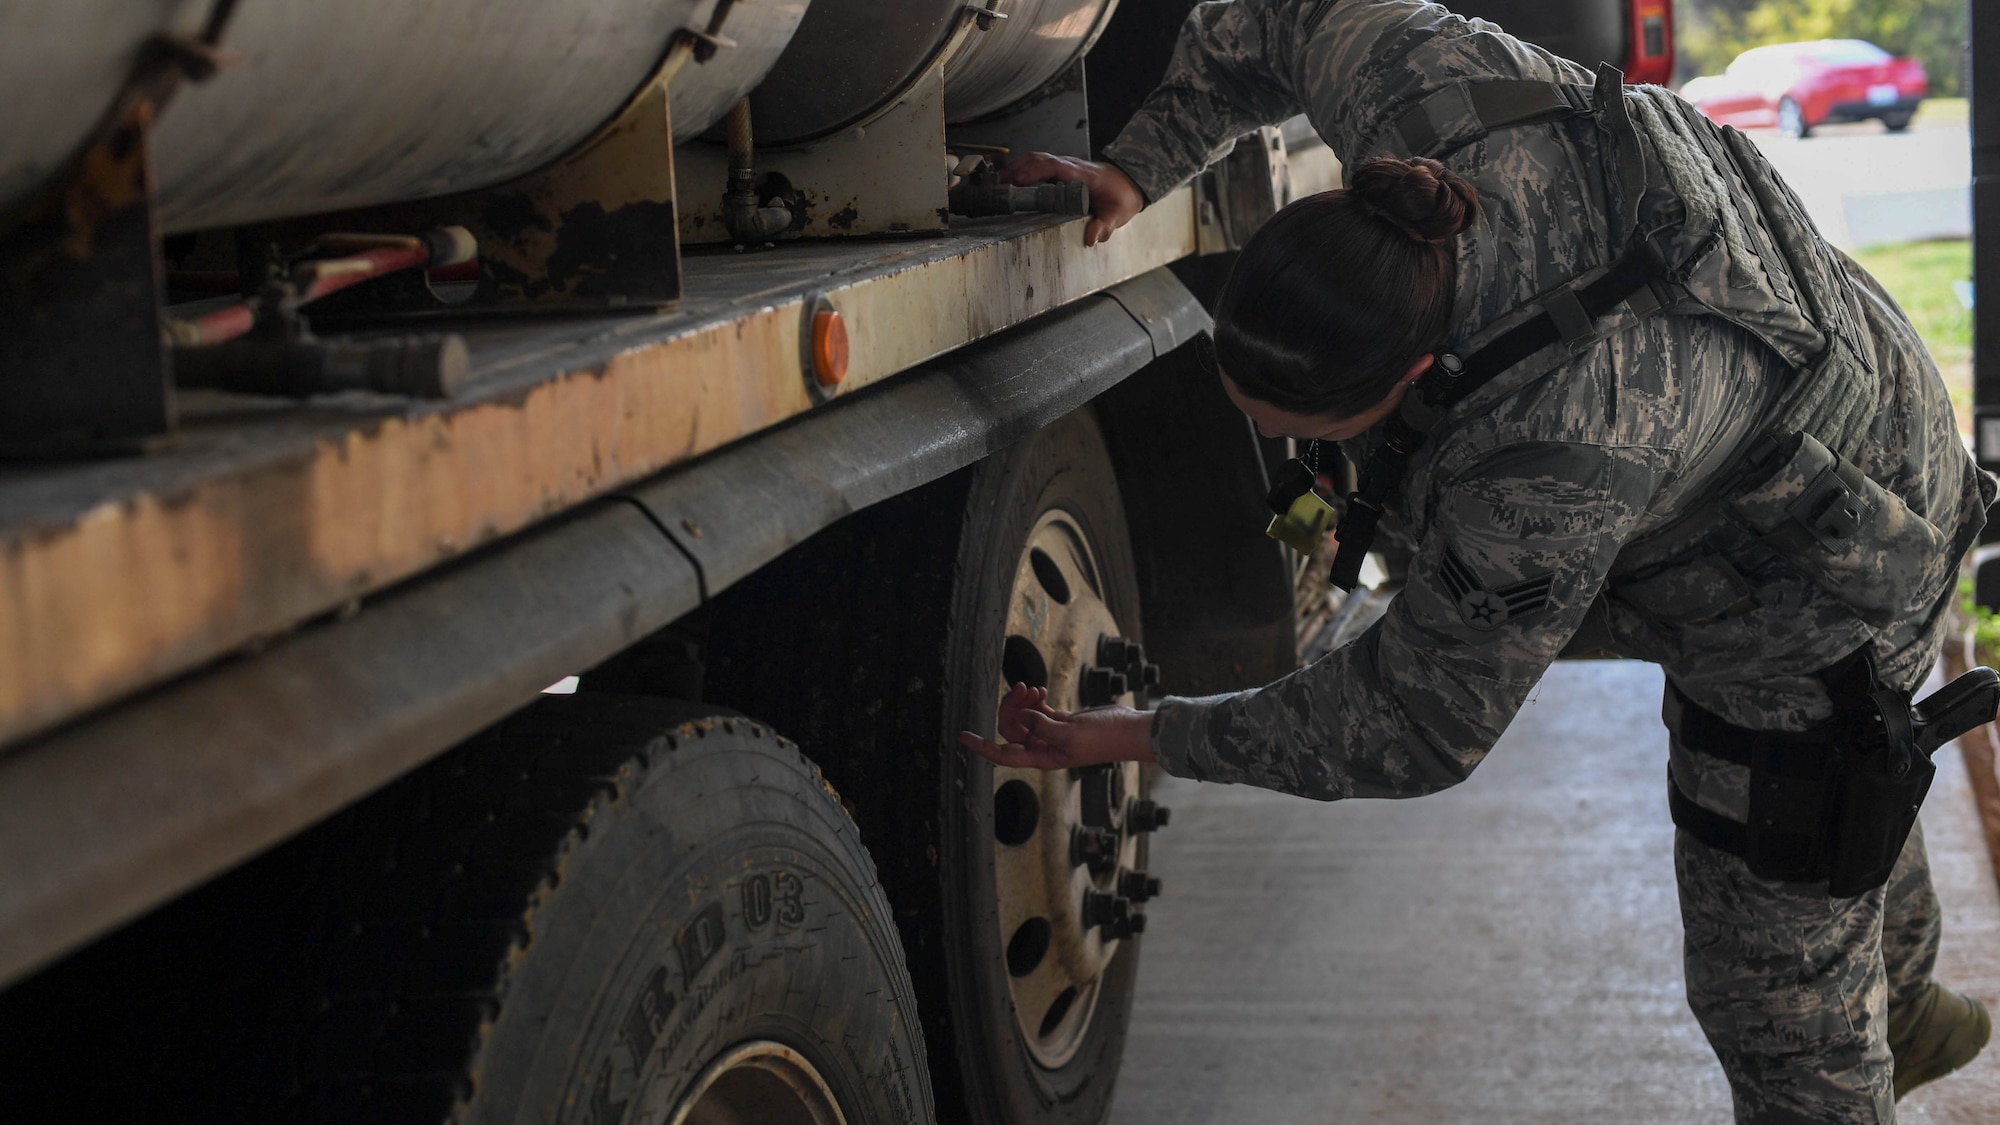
[1348, 156, 1479, 244]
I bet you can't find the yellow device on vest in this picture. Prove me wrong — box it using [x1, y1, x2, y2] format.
[1266, 488, 1338, 554]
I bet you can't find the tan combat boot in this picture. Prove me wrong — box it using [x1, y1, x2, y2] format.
[1890, 982, 1992, 1098]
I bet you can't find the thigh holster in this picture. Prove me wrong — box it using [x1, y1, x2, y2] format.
[1666, 685, 1843, 884]
[1666, 657, 2000, 897]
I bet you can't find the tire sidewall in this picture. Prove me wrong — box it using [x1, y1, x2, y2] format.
[462, 714, 932, 1125]
[937, 411, 1147, 1123]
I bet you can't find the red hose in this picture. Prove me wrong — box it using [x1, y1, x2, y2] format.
[186, 303, 257, 346]
[175, 244, 440, 347]
[169, 258, 480, 293]
[295, 245, 432, 303]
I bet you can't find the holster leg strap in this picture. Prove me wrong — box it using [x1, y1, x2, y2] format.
[1667, 772, 1748, 857]
[1667, 682, 1843, 883]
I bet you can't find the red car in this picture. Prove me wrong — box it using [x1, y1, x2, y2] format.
[1680, 39, 1927, 138]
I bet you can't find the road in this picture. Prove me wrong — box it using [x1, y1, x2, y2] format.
[1108, 662, 2000, 1123]
[1742, 113, 1969, 249]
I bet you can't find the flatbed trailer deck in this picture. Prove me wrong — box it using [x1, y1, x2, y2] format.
[0, 194, 1222, 986]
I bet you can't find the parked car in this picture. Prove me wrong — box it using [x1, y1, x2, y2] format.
[1680, 39, 1927, 138]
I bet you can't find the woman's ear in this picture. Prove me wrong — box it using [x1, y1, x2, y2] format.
[1402, 354, 1434, 383]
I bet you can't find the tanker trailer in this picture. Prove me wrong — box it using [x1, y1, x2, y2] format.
[0, 1, 1306, 1122]
[0, 0, 1662, 1120]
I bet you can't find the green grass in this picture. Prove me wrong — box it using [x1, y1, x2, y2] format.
[1852, 240, 1973, 351]
[1916, 97, 1968, 125]
[1850, 239, 1973, 434]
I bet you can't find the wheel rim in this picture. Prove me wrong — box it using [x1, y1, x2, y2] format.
[1780, 100, 1802, 135]
[667, 1041, 847, 1125]
[991, 510, 1147, 1069]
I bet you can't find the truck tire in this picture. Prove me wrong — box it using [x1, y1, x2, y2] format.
[702, 408, 1159, 1124]
[0, 697, 933, 1125]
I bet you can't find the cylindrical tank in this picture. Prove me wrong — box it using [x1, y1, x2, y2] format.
[943, 0, 1121, 122]
[746, 0, 1120, 148]
[0, 0, 196, 223]
[0, 0, 807, 233]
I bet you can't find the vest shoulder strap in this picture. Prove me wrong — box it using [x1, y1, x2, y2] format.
[1326, 237, 1681, 592]
[1393, 78, 1594, 160]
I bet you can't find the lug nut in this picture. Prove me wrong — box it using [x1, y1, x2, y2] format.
[1129, 800, 1171, 833]
[1071, 826, 1120, 874]
[1097, 635, 1137, 669]
[1079, 764, 1127, 829]
[1079, 664, 1128, 707]
[1099, 635, 1161, 696]
[1082, 890, 1120, 926]
[1083, 891, 1134, 940]
[1119, 871, 1163, 902]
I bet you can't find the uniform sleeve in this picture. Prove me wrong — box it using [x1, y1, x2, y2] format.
[1099, 0, 1306, 203]
[1149, 441, 1666, 800]
[1102, 1, 1588, 204]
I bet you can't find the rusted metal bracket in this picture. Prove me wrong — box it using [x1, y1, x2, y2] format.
[471, 77, 685, 306]
[947, 58, 1093, 163]
[218, 33, 701, 316]
[678, 62, 952, 242]
[0, 11, 241, 455]
[0, 98, 173, 455]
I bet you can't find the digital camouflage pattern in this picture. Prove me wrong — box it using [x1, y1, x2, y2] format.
[1674, 822, 1937, 1122]
[1108, 1, 1992, 1119]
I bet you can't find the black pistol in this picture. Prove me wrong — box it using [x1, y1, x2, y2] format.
[1827, 665, 2000, 897]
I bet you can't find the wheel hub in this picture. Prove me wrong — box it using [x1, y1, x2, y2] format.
[990, 511, 1167, 1069]
[666, 1041, 847, 1125]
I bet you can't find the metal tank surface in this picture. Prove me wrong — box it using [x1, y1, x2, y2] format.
[747, 0, 1119, 147]
[944, 0, 1120, 122]
[0, 0, 807, 234]
[0, 0, 199, 220]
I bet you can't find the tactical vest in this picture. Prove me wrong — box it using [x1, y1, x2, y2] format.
[1329, 65, 1920, 630]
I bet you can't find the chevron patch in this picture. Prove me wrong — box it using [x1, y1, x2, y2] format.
[1438, 547, 1554, 631]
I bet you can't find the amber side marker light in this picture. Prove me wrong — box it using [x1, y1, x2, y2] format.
[811, 308, 849, 387]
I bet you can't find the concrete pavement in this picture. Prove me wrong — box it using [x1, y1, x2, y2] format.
[1748, 115, 1969, 249]
[1109, 660, 2000, 1123]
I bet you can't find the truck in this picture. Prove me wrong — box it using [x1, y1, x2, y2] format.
[0, 3, 1671, 1122]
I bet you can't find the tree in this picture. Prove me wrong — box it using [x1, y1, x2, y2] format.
[1674, 0, 1967, 97]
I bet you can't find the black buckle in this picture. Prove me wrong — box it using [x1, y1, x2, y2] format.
[1787, 468, 1866, 552]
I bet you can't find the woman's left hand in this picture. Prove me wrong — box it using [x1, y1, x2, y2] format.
[957, 683, 1156, 770]
[997, 154, 1144, 246]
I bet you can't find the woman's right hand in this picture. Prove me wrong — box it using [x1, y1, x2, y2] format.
[957, 683, 1156, 771]
[998, 154, 1144, 247]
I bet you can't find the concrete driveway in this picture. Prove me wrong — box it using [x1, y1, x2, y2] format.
[1746, 111, 1970, 249]
[1108, 661, 2000, 1123]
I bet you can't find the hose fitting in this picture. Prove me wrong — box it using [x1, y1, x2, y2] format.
[723, 100, 795, 243]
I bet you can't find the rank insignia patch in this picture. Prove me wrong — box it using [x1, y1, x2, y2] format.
[1438, 547, 1554, 631]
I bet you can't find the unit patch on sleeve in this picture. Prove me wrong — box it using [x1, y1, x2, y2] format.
[1438, 546, 1554, 631]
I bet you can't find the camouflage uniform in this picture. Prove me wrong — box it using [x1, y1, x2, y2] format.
[1107, 2, 1994, 1120]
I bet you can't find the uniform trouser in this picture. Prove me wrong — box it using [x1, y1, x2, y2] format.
[1673, 816, 1938, 1124]
[1668, 628, 1945, 1125]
